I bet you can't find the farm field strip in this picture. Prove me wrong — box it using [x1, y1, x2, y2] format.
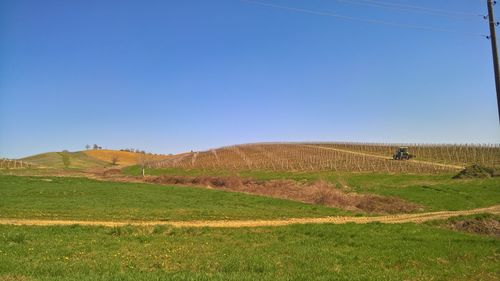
[147, 143, 483, 173]
[1, 205, 498, 228]
[305, 144, 465, 170]
[306, 142, 500, 168]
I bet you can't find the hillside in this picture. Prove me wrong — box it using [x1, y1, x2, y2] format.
[21, 151, 109, 169]
[83, 149, 169, 166]
[306, 143, 500, 167]
[147, 143, 500, 174]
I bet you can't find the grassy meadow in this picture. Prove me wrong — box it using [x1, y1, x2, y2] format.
[0, 175, 351, 221]
[0, 167, 498, 280]
[124, 166, 500, 211]
[0, 221, 498, 281]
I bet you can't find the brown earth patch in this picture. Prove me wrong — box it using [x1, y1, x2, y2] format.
[447, 216, 500, 237]
[145, 175, 421, 214]
[100, 168, 122, 177]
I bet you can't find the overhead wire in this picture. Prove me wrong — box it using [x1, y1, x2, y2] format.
[241, 0, 487, 37]
[337, 0, 480, 17]
[335, 0, 483, 20]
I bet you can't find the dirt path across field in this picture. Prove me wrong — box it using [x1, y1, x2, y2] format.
[0, 205, 498, 229]
[304, 145, 464, 170]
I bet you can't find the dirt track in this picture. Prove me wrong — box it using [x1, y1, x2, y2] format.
[0, 205, 498, 229]
[305, 145, 464, 170]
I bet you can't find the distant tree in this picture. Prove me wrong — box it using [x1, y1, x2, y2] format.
[85, 144, 91, 150]
[111, 155, 119, 165]
[93, 144, 99, 150]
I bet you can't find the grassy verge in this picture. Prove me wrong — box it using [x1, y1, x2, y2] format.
[0, 175, 351, 221]
[0, 223, 498, 281]
[124, 167, 500, 211]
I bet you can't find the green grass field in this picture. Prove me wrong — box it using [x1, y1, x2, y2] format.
[0, 175, 350, 221]
[124, 167, 500, 211]
[0, 172, 498, 280]
[0, 221, 498, 281]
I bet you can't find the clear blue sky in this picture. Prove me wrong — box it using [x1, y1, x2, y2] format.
[1, 0, 499, 158]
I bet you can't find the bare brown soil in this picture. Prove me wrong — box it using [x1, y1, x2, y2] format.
[145, 175, 421, 214]
[0, 205, 498, 229]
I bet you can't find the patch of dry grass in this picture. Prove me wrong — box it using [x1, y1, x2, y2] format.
[146, 176, 421, 214]
[447, 215, 500, 237]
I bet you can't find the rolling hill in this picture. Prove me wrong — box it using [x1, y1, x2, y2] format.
[147, 142, 500, 174]
[83, 149, 168, 166]
[21, 151, 109, 169]
[19, 149, 171, 169]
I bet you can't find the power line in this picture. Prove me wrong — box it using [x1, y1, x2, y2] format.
[336, 0, 483, 20]
[241, 0, 487, 37]
[338, 0, 480, 17]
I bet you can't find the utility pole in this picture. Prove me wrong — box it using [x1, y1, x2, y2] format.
[487, 0, 500, 124]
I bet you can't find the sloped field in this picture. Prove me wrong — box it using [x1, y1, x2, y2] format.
[19, 150, 170, 169]
[307, 143, 500, 168]
[83, 149, 169, 166]
[148, 143, 500, 174]
[21, 151, 108, 169]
